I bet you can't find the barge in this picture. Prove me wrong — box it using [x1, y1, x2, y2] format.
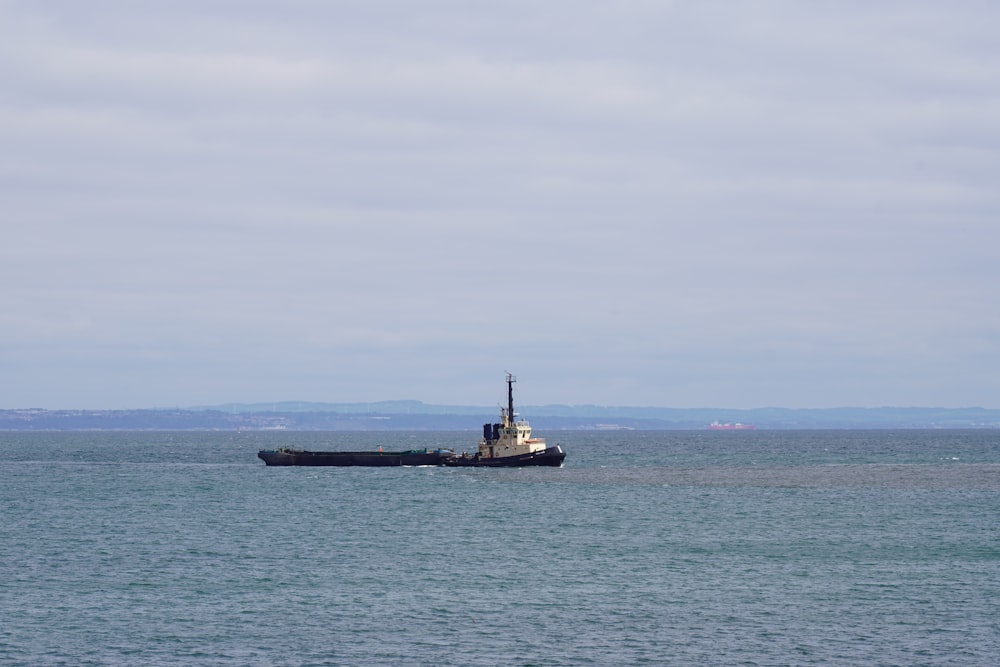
[257, 447, 454, 467]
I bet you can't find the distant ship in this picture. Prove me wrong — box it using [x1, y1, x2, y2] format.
[708, 421, 757, 430]
[258, 373, 566, 468]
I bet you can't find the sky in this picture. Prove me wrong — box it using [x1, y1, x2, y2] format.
[2, 1, 999, 410]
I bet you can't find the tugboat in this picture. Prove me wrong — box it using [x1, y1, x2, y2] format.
[445, 373, 566, 467]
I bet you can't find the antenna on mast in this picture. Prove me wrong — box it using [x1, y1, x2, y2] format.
[505, 371, 516, 422]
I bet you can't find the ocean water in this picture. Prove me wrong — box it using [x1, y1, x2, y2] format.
[1, 430, 998, 666]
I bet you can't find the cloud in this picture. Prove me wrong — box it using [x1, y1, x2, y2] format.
[2, 1, 999, 408]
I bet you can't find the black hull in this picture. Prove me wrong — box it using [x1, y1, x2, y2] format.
[257, 449, 454, 467]
[443, 446, 566, 468]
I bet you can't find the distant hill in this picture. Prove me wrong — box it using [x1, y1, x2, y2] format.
[1, 404, 999, 430]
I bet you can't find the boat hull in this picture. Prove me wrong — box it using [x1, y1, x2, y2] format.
[257, 449, 454, 467]
[443, 445, 566, 468]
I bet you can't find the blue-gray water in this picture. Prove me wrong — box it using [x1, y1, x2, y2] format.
[2, 430, 998, 666]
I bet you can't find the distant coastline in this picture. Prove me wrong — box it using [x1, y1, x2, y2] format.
[2, 404, 999, 431]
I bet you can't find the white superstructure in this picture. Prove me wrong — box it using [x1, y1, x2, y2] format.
[477, 373, 548, 460]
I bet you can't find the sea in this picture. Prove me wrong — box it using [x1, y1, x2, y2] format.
[1, 429, 998, 666]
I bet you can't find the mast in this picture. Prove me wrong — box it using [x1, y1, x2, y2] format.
[506, 372, 516, 425]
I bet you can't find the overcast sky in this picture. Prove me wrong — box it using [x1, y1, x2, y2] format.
[3, 1, 999, 409]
